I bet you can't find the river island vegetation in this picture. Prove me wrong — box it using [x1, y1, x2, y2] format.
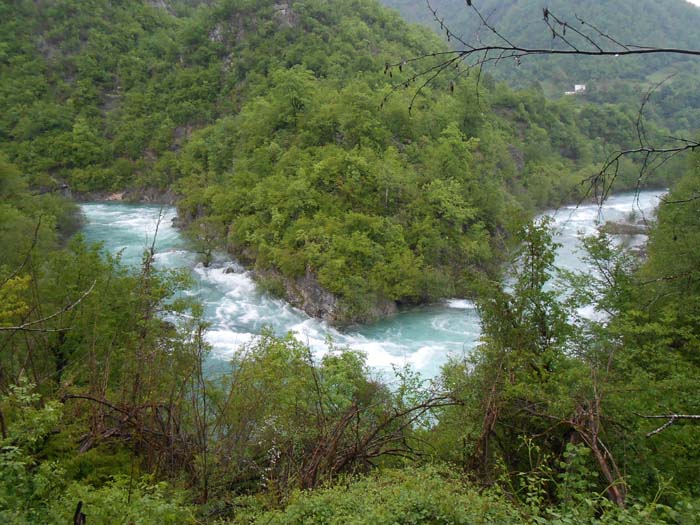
[1, 0, 699, 523]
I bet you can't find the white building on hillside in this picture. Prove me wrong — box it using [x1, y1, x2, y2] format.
[565, 84, 587, 95]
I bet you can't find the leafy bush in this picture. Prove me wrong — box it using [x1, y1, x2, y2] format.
[0, 381, 195, 525]
[232, 467, 523, 525]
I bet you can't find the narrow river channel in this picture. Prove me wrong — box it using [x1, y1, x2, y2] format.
[80, 190, 663, 377]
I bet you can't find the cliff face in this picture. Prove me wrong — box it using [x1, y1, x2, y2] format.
[255, 267, 398, 327]
[285, 269, 341, 322]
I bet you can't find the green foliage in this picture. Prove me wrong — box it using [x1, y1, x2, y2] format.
[380, 0, 700, 134]
[605, 157, 700, 496]
[205, 332, 424, 497]
[431, 177, 700, 516]
[227, 463, 679, 525]
[175, 58, 626, 322]
[2, 1, 700, 522]
[45, 478, 196, 525]
[233, 466, 523, 524]
[2, 0, 662, 322]
[0, 381, 195, 525]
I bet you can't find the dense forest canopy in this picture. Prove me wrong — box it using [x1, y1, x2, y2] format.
[0, 0, 681, 323]
[1, 0, 699, 523]
[379, 0, 700, 132]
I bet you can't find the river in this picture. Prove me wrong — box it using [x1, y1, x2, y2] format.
[79, 190, 663, 378]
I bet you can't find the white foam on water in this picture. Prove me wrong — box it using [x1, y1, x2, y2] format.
[154, 249, 195, 259]
[194, 266, 257, 296]
[80, 190, 664, 378]
[237, 306, 266, 324]
[549, 191, 664, 231]
[214, 300, 244, 321]
[445, 299, 475, 310]
[289, 318, 335, 349]
[154, 249, 198, 267]
[205, 329, 257, 358]
[430, 315, 476, 336]
[409, 345, 447, 370]
[353, 340, 416, 369]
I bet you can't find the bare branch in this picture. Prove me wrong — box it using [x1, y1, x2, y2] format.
[573, 14, 630, 51]
[0, 217, 42, 290]
[661, 192, 700, 205]
[386, 38, 700, 143]
[585, 142, 700, 204]
[0, 280, 97, 333]
[386, 6, 700, 202]
[636, 413, 700, 437]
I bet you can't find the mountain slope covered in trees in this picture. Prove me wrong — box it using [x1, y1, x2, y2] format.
[380, 0, 700, 132]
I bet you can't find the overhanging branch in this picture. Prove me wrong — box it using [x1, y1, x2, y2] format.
[635, 413, 700, 437]
[385, 4, 700, 203]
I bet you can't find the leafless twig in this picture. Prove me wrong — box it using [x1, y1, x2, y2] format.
[0, 280, 97, 333]
[636, 413, 700, 437]
[385, 4, 700, 202]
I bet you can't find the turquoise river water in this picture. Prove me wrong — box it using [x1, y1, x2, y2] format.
[80, 190, 662, 378]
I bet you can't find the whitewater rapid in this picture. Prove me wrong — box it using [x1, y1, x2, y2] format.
[79, 190, 663, 377]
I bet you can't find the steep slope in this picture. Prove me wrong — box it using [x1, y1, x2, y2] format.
[0, 0, 440, 193]
[381, 0, 700, 49]
[380, 0, 700, 132]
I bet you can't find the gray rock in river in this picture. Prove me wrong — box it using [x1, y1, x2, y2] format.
[254, 267, 397, 327]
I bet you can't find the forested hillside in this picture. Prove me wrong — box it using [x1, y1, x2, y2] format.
[0, 0, 677, 323]
[380, 0, 700, 132]
[1, 0, 699, 523]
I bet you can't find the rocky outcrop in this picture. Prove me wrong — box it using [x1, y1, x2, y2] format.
[147, 0, 174, 13]
[254, 267, 397, 326]
[507, 144, 525, 172]
[599, 221, 648, 236]
[76, 183, 398, 325]
[273, 2, 298, 28]
[286, 269, 340, 322]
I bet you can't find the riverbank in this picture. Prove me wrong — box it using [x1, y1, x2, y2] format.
[78, 190, 664, 377]
[74, 187, 664, 329]
[72, 187, 178, 205]
[78, 202, 480, 377]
